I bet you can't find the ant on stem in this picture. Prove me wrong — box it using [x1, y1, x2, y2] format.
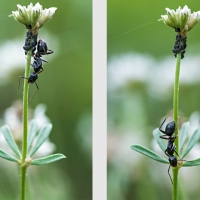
[19, 32, 54, 101]
[159, 112, 185, 184]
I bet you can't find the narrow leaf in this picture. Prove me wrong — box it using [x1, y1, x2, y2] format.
[0, 149, 19, 162]
[1, 125, 21, 158]
[131, 144, 168, 164]
[27, 120, 38, 152]
[153, 128, 167, 153]
[31, 154, 66, 165]
[181, 128, 200, 158]
[182, 158, 200, 167]
[179, 122, 190, 154]
[29, 124, 52, 157]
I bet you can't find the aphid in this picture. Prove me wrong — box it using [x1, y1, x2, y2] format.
[25, 24, 32, 29]
[172, 33, 187, 59]
[23, 32, 38, 53]
[18, 72, 39, 101]
[175, 27, 181, 32]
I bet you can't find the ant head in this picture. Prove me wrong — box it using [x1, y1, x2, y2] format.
[169, 155, 177, 167]
[28, 73, 38, 84]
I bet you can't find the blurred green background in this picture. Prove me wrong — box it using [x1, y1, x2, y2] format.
[0, 0, 92, 199]
[108, 1, 200, 200]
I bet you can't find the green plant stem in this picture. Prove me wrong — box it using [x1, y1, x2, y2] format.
[20, 50, 32, 200]
[173, 53, 181, 200]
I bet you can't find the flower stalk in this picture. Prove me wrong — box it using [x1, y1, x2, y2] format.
[20, 49, 32, 200]
[172, 52, 181, 200]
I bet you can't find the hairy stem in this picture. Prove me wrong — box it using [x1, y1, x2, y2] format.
[172, 53, 181, 200]
[20, 50, 31, 200]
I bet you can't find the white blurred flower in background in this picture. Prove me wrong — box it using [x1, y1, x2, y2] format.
[0, 102, 55, 158]
[108, 53, 200, 99]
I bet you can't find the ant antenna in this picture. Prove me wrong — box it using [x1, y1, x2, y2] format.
[168, 165, 173, 184]
[29, 82, 39, 101]
[160, 111, 174, 129]
[18, 76, 39, 101]
[18, 76, 27, 90]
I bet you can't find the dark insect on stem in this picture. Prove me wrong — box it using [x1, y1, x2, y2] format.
[159, 112, 175, 140]
[31, 54, 48, 74]
[159, 112, 185, 184]
[20, 32, 54, 101]
[172, 33, 187, 59]
[175, 27, 181, 32]
[36, 39, 54, 56]
[25, 24, 32, 29]
[23, 31, 38, 53]
[18, 72, 39, 101]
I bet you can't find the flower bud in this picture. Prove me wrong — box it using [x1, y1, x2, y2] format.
[9, 3, 57, 32]
[159, 5, 200, 34]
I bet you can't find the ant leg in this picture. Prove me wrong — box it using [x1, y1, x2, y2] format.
[40, 57, 48, 63]
[174, 150, 182, 160]
[160, 135, 170, 140]
[18, 76, 28, 90]
[29, 82, 39, 101]
[165, 150, 170, 157]
[173, 149, 188, 162]
[37, 68, 44, 74]
[46, 49, 54, 55]
[168, 165, 173, 185]
[159, 111, 173, 133]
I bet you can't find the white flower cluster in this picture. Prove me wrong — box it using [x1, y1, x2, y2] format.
[160, 5, 200, 33]
[9, 2, 57, 31]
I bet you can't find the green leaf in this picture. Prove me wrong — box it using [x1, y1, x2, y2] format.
[0, 149, 19, 162]
[31, 153, 66, 165]
[179, 122, 190, 154]
[27, 120, 38, 152]
[182, 158, 200, 167]
[1, 125, 21, 158]
[181, 128, 200, 158]
[153, 128, 167, 153]
[29, 123, 52, 157]
[131, 144, 168, 164]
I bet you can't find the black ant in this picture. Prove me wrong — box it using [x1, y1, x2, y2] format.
[159, 112, 185, 184]
[18, 72, 39, 101]
[19, 34, 53, 101]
